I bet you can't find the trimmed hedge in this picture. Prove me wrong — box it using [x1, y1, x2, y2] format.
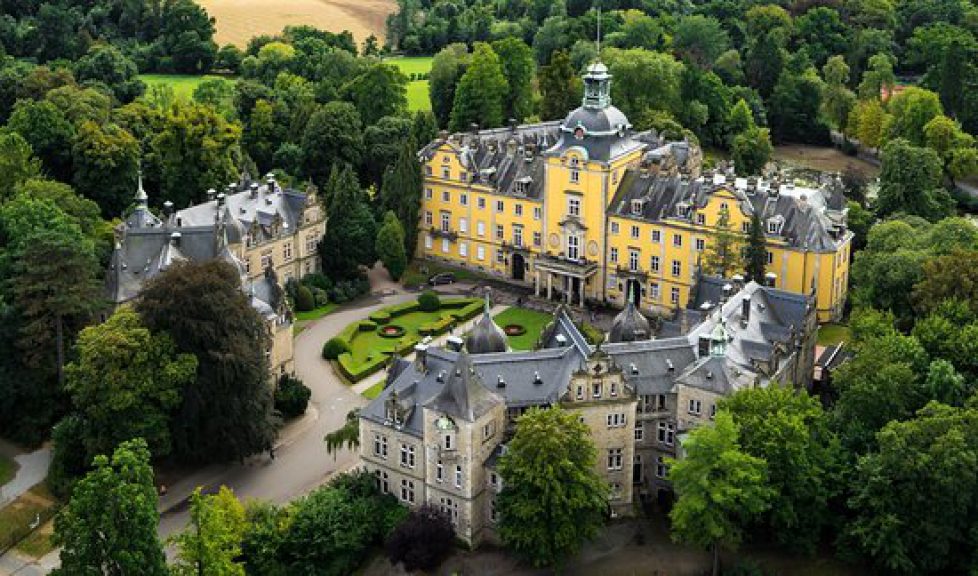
[386, 301, 421, 317]
[418, 290, 440, 312]
[322, 337, 351, 360]
[448, 301, 482, 322]
[337, 351, 390, 382]
[369, 310, 392, 324]
[358, 320, 378, 332]
[419, 315, 454, 337]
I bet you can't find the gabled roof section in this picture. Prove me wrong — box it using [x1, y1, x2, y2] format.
[425, 352, 503, 422]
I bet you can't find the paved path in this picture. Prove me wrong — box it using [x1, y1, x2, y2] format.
[0, 442, 50, 508]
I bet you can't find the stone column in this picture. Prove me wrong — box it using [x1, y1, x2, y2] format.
[534, 270, 540, 297]
[580, 277, 586, 307]
[547, 273, 553, 300]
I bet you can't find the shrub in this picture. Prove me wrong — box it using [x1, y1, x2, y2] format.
[386, 504, 455, 572]
[302, 273, 332, 292]
[369, 310, 392, 324]
[275, 374, 311, 419]
[322, 337, 350, 360]
[419, 316, 454, 336]
[358, 320, 378, 331]
[576, 321, 605, 345]
[284, 277, 301, 301]
[387, 301, 420, 317]
[418, 290, 440, 312]
[329, 276, 370, 304]
[310, 286, 329, 307]
[295, 285, 315, 312]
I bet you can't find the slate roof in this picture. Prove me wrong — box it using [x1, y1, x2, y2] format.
[425, 352, 504, 421]
[465, 296, 508, 354]
[609, 170, 850, 252]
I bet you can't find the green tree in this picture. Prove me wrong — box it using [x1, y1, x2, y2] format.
[744, 211, 767, 281]
[703, 205, 742, 276]
[52, 439, 167, 576]
[877, 138, 953, 221]
[364, 115, 412, 188]
[538, 50, 581, 121]
[731, 126, 773, 176]
[913, 250, 978, 316]
[379, 139, 423, 255]
[429, 44, 470, 128]
[723, 388, 842, 553]
[73, 44, 144, 103]
[45, 85, 113, 127]
[0, 132, 41, 201]
[850, 99, 887, 149]
[301, 101, 364, 186]
[497, 407, 607, 569]
[450, 42, 507, 132]
[669, 412, 773, 576]
[604, 48, 684, 125]
[672, 15, 729, 69]
[924, 359, 969, 406]
[375, 211, 407, 280]
[491, 37, 535, 123]
[821, 56, 856, 132]
[64, 307, 195, 461]
[320, 165, 377, 280]
[324, 409, 360, 458]
[342, 63, 408, 126]
[136, 260, 280, 464]
[7, 98, 75, 182]
[726, 99, 755, 144]
[193, 77, 238, 121]
[858, 53, 896, 100]
[794, 7, 847, 68]
[885, 87, 943, 146]
[768, 64, 829, 144]
[72, 121, 140, 218]
[242, 99, 287, 174]
[170, 486, 248, 576]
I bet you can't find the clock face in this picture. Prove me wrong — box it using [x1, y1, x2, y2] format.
[549, 233, 561, 248]
[587, 241, 599, 257]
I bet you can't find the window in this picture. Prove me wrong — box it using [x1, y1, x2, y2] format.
[651, 229, 661, 243]
[768, 220, 780, 234]
[477, 197, 486, 209]
[514, 203, 523, 216]
[476, 246, 485, 261]
[483, 422, 495, 440]
[442, 190, 450, 202]
[425, 235, 433, 249]
[695, 238, 705, 251]
[513, 226, 523, 248]
[650, 282, 660, 300]
[611, 381, 618, 396]
[767, 251, 774, 264]
[610, 247, 619, 263]
[459, 242, 468, 257]
[576, 384, 584, 400]
[460, 192, 468, 206]
[490, 472, 500, 490]
[496, 200, 505, 213]
[657, 394, 667, 411]
[673, 233, 683, 247]
[592, 381, 602, 398]
[440, 497, 459, 524]
[607, 448, 623, 470]
[610, 482, 622, 500]
[459, 217, 468, 234]
[490, 497, 498, 522]
[671, 260, 681, 277]
[283, 242, 293, 261]
[710, 404, 717, 419]
[373, 434, 387, 458]
[657, 422, 676, 446]
[533, 231, 542, 247]
[441, 212, 450, 232]
[650, 256, 660, 272]
[477, 221, 485, 237]
[607, 412, 626, 427]
[610, 221, 619, 235]
[443, 433, 453, 451]
[425, 165, 433, 176]
[400, 444, 416, 468]
[568, 197, 581, 217]
[495, 224, 504, 240]
[741, 222, 750, 233]
[631, 225, 640, 239]
[425, 188, 433, 200]
[629, 250, 639, 272]
[305, 234, 317, 254]
[436, 461, 444, 482]
[633, 455, 643, 483]
[696, 213, 706, 225]
[424, 211, 433, 226]
[570, 168, 580, 183]
[688, 399, 702, 415]
[567, 235, 580, 260]
[533, 206, 542, 220]
[670, 287, 680, 304]
[442, 167, 450, 179]
[441, 239, 450, 253]
[455, 465, 463, 489]
[635, 424, 644, 441]
[378, 470, 389, 493]
[655, 456, 668, 479]
[496, 249, 504, 263]
[400, 479, 415, 504]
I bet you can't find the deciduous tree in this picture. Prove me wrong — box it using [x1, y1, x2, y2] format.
[450, 42, 508, 132]
[72, 121, 140, 217]
[376, 211, 407, 280]
[491, 37, 535, 123]
[170, 486, 248, 576]
[538, 50, 581, 121]
[877, 138, 953, 221]
[732, 126, 772, 176]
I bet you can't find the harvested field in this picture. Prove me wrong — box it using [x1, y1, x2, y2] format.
[199, 0, 396, 47]
[773, 144, 879, 179]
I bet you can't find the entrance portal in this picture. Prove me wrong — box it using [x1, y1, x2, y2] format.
[512, 253, 526, 281]
[625, 279, 642, 306]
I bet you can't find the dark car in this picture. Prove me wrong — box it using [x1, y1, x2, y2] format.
[428, 272, 456, 285]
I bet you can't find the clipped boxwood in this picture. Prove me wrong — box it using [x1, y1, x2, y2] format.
[420, 315, 454, 337]
[322, 337, 351, 360]
[449, 301, 483, 322]
[369, 310, 392, 324]
[294, 285, 315, 312]
[418, 290, 441, 312]
[337, 351, 390, 382]
[387, 301, 420, 317]
[358, 320, 378, 332]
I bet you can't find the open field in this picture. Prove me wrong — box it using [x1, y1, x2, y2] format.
[199, 0, 395, 47]
[139, 74, 229, 99]
[387, 56, 433, 112]
[773, 144, 880, 179]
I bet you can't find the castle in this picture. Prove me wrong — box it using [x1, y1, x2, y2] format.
[416, 62, 852, 322]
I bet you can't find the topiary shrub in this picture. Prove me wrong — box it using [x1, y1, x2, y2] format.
[295, 285, 315, 312]
[358, 320, 378, 332]
[369, 310, 392, 324]
[418, 290, 440, 312]
[275, 374, 311, 419]
[322, 337, 351, 360]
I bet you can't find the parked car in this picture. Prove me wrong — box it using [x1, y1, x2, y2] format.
[428, 272, 456, 285]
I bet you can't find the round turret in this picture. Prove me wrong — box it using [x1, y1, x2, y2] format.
[465, 292, 508, 354]
[609, 286, 651, 343]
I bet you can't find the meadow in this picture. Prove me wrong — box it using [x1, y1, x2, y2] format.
[139, 74, 227, 99]
[387, 56, 433, 112]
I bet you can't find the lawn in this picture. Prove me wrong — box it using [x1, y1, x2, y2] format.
[386, 56, 433, 112]
[0, 454, 17, 487]
[492, 307, 554, 351]
[139, 74, 231, 99]
[817, 323, 851, 346]
[0, 483, 57, 553]
[362, 381, 386, 400]
[346, 309, 450, 366]
[295, 302, 339, 322]
[15, 520, 54, 558]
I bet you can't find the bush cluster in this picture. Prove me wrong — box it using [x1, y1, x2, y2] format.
[275, 374, 311, 419]
[322, 337, 350, 360]
[418, 290, 441, 312]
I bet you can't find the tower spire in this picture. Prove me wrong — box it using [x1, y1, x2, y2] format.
[134, 164, 147, 205]
[596, 3, 602, 56]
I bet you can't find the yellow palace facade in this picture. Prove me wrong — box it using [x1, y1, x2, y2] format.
[417, 62, 852, 322]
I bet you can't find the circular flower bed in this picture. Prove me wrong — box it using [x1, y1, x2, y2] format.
[377, 324, 406, 338]
[503, 324, 526, 336]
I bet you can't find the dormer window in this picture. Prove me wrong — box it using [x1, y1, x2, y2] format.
[767, 218, 783, 235]
[631, 199, 643, 215]
[676, 202, 690, 218]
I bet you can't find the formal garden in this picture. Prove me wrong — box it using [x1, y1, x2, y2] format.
[492, 307, 554, 351]
[322, 292, 482, 383]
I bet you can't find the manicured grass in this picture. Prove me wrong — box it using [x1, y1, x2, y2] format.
[386, 57, 433, 112]
[295, 302, 339, 322]
[406, 80, 431, 111]
[492, 307, 554, 351]
[817, 323, 851, 346]
[347, 309, 450, 366]
[362, 381, 386, 400]
[0, 483, 57, 552]
[387, 56, 433, 77]
[139, 74, 232, 99]
[0, 455, 17, 487]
